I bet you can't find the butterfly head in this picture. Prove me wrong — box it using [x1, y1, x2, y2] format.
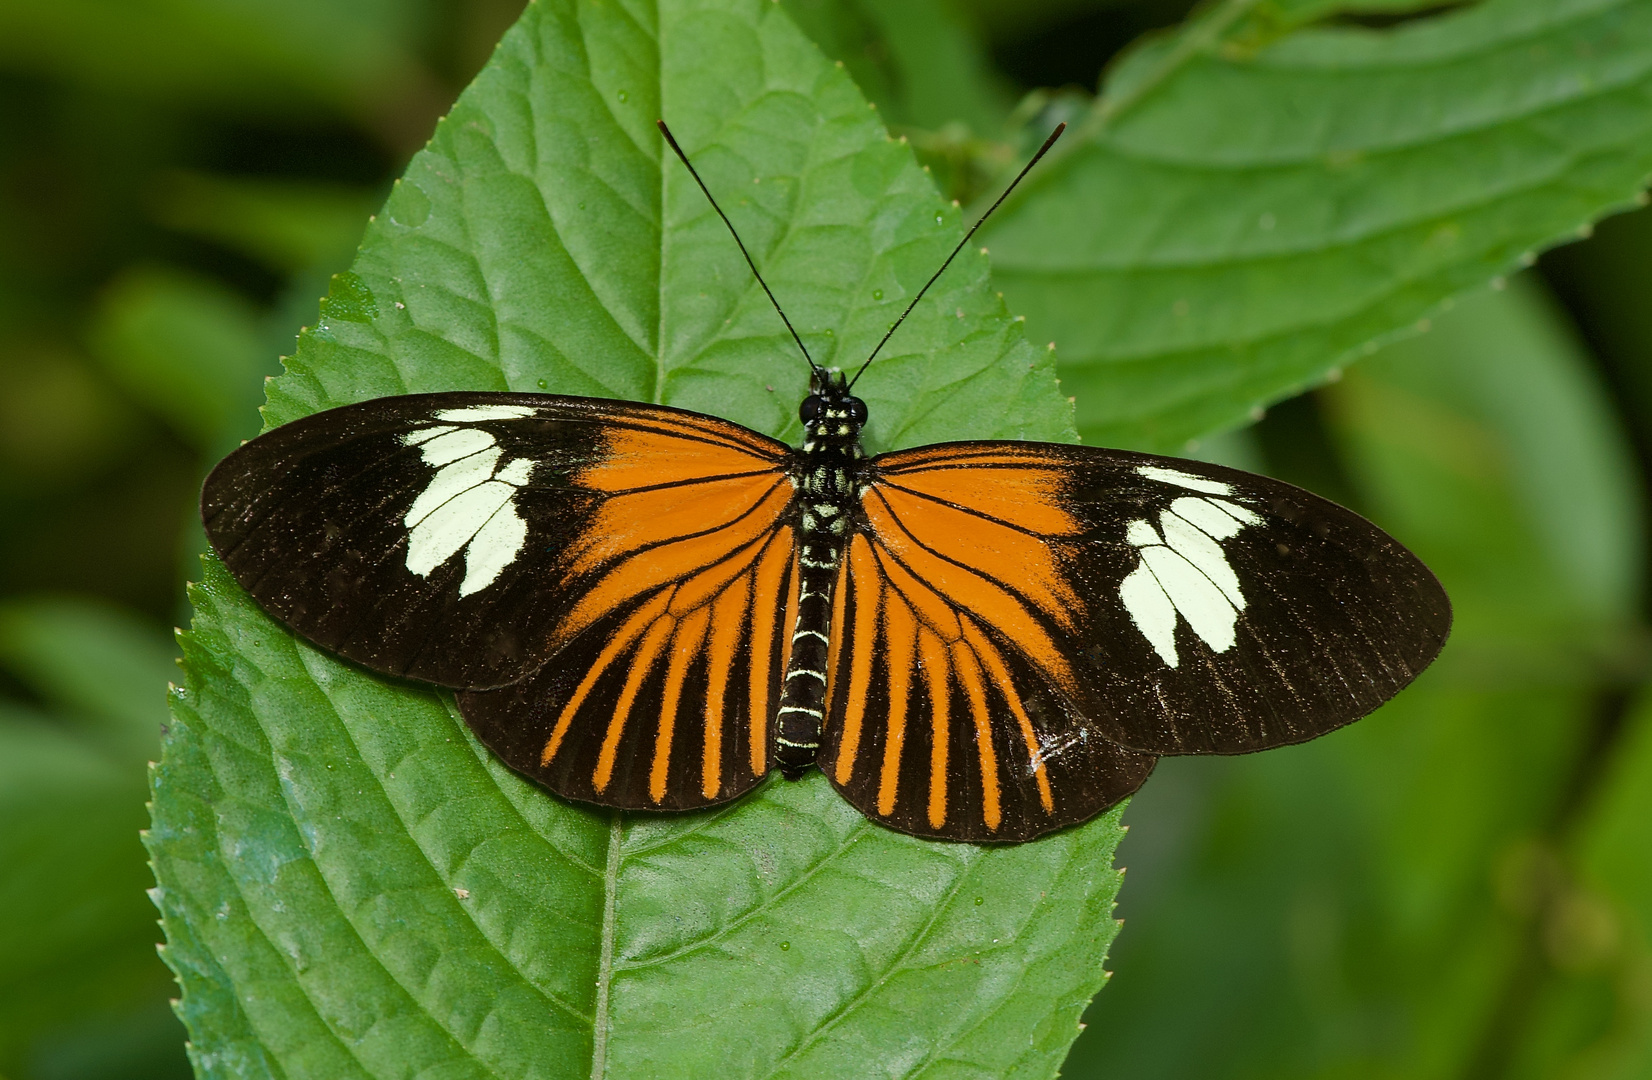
[800, 367, 868, 439]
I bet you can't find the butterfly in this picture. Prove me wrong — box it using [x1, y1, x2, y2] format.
[200, 122, 1451, 843]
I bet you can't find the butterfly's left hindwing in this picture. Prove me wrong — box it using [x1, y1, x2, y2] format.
[203, 391, 797, 810]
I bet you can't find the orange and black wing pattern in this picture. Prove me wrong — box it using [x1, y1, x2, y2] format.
[821, 442, 1449, 842]
[202, 391, 798, 811]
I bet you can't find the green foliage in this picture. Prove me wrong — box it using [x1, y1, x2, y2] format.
[0, 599, 181, 1078]
[149, 174, 378, 277]
[0, 0, 439, 124]
[981, 0, 1652, 450]
[91, 269, 271, 454]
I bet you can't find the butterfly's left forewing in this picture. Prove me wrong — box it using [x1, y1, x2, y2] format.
[822, 441, 1450, 841]
[203, 391, 798, 811]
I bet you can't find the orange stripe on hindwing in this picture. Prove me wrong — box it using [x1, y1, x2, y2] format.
[918, 629, 951, 829]
[594, 612, 676, 793]
[651, 604, 711, 803]
[876, 591, 917, 816]
[951, 641, 1000, 832]
[542, 590, 675, 767]
[701, 580, 750, 798]
[833, 535, 881, 785]
[960, 617, 1054, 815]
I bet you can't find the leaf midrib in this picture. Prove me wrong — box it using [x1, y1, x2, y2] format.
[592, 814, 624, 1080]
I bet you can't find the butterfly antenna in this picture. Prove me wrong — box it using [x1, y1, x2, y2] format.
[657, 120, 820, 375]
[848, 123, 1065, 390]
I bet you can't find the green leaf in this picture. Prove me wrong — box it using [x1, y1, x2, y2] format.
[981, 0, 1652, 451]
[1331, 276, 1644, 623]
[1477, 687, 1652, 1080]
[149, 2, 1125, 1077]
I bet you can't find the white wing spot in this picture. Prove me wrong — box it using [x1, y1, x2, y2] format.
[434, 405, 537, 423]
[400, 418, 537, 596]
[1125, 519, 1162, 548]
[1140, 545, 1238, 653]
[460, 498, 530, 596]
[403, 424, 457, 446]
[495, 458, 534, 486]
[1137, 464, 1232, 496]
[414, 428, 495, 466]
[1119, 562, 1179, 666]
[406, 481, 515, 577]
[1119, 493, 1263, 665]
[1160, 509, 1243, 607]
[1209, 497, 1262, 525]
[1168, 496, 1242, 540]
[405, 447, 501, 527]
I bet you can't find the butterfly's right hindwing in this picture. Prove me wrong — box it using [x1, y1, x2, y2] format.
[821, 531, 1157, 842]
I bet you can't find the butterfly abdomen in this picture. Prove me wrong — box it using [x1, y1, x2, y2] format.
[775, 382, 864, 779]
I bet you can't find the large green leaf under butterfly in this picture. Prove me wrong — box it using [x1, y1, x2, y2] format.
[146, 1, 1137, 1078]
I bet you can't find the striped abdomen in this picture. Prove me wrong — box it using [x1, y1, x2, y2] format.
[775, 534, 845, 777]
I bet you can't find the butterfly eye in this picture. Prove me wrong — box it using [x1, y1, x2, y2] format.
[799, 396, 822, 423]
[848, 398, 868, 425]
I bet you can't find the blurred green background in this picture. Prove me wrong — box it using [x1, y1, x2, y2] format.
[2, 0, 1650, 1077]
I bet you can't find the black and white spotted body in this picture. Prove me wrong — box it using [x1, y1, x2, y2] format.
[776, 367, 866, 778]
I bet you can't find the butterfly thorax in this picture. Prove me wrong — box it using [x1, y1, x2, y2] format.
[776, 369, 866, 778]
